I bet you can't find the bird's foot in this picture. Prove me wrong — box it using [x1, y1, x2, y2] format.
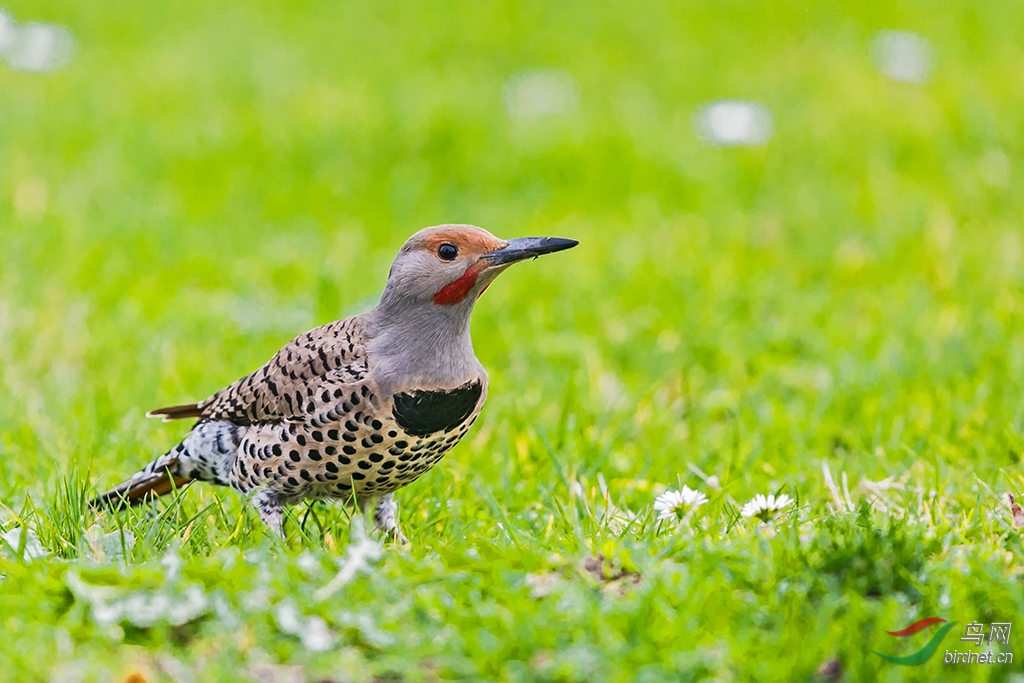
[383, 526, 409, 545]
[252, 488, 286, 538]
[371, 493, 408, 545]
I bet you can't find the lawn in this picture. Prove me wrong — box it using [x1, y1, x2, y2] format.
[2, 1, 1023, 681]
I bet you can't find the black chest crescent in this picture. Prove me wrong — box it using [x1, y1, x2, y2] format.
[391, 381, 482, 437]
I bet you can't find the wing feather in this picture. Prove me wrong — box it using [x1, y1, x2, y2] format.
[149, 317, 370, 426]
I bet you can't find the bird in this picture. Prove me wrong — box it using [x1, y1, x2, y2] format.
[90, 224, 577, 539]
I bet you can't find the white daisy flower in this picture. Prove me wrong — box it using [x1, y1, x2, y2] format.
[740, 493, 794, 523]
[653, 486, 708, 521]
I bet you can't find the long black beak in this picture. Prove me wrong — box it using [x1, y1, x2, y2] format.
[481, 236, 579, 266]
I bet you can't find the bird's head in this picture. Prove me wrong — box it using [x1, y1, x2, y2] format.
[380, 224, 578, 309]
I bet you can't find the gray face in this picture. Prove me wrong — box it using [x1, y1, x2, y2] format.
[380, 224, 506, 308]
[368, 224, 578, 395]
[384, 248, 489, 306]
[380, 224, 579, 310]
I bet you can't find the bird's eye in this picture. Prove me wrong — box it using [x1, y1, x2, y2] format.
[437, 243, 459, 261]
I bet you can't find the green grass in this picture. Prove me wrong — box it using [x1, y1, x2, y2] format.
[2, 0, 1024, 680]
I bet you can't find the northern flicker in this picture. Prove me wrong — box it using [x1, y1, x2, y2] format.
[90, 225, 577, 539]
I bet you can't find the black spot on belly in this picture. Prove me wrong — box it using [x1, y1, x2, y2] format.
[391, 381, 482, 437]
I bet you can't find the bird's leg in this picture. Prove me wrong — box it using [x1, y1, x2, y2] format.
[370, 493, 408, 544]
[252, 488, 285, 538]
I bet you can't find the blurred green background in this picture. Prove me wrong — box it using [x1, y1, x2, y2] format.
[2, 1, 1023, 681]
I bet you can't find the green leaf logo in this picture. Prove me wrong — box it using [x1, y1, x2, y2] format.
[872, 618, 958, 666]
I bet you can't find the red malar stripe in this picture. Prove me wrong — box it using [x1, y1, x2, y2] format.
[434, 264, 484, 305]
[886, 617, 947, 637]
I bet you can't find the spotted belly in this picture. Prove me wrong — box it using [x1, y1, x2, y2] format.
[230, 381, 484, 502]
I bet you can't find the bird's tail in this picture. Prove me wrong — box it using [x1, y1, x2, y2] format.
[89, 445, 192, 511]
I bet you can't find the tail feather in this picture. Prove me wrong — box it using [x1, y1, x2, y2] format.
[89, 454, 192, 511]
[146, 402, 203, 422]
[91, 421, 238, 512]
